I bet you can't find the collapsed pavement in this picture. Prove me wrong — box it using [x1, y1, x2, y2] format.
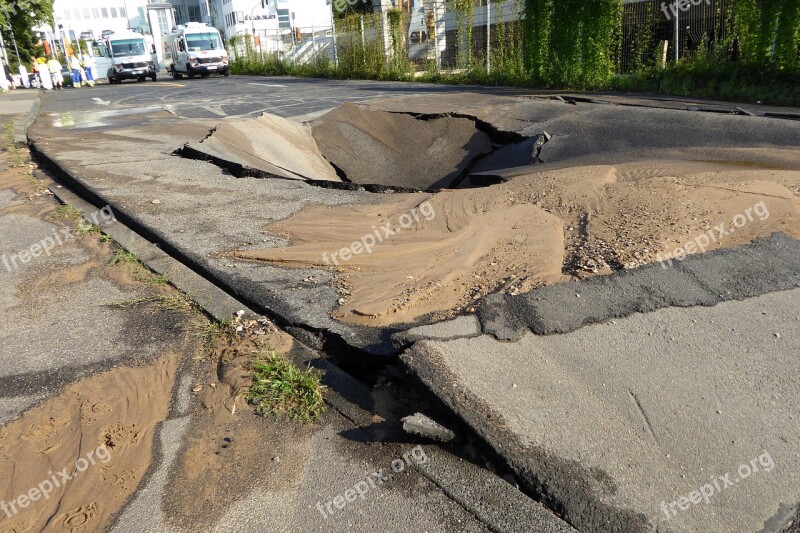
[26, 85, 800, 532]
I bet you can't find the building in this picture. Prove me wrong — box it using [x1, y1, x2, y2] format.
[218, 0, 334, 41]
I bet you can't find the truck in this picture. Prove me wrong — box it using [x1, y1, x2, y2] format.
[163, 23, 229, 79]
[105, 30, 157, 84]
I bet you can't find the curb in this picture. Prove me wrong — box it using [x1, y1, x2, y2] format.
[14, 95, 40, 147]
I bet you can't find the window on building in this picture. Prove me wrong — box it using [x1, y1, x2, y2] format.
[101, 7, 108, 17]
[277, 8, 290, 28]
[83, 8, 90, 18]
[175, 5, 187, 25]
[111, 7, 118, 17]
[156, 10, 169, 33]
[72, 8, 81, 19]
[92, 8, 99, 18]
[120, 7, 127, 18]
[188, 5, 201, 21]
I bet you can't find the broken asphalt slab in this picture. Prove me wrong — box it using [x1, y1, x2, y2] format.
[27, 90, 800, 359]
[477, 233, 800, 341]
[402, 235, 800, 533]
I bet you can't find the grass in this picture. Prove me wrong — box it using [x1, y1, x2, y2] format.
[49, 205, 82, 221]
[2, 121, 24, 166]
[75, 222, 101, 237]
[231, 53, 800, 107]
[109, 247, 170, 285]
[194, 319, 234, 351]
[109, 294, 191, 311]
[610, 61, 800, 107]
[246, 349, 326, 423]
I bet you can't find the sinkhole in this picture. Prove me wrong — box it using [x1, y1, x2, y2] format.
[179, 103, 550, 192]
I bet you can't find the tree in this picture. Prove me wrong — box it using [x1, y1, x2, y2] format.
[0, 0, 54, 68]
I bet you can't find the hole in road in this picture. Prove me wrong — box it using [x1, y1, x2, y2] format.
[310, 104, 546, 191]
[177, 103, 550, 192]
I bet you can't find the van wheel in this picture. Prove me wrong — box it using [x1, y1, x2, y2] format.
[186, 64, 195, 79]
[171, 66, 182, 79]
[150, 74, 157, 81]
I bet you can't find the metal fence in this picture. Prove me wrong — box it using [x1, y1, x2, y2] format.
[227, 0, 767, 75]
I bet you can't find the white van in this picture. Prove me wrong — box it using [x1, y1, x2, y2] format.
[164, 23, 229, 79]
[105, 30, 157, 83]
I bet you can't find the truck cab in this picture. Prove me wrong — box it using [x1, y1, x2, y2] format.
[164, 23, 228, 79]
[105, 31, 157, 83]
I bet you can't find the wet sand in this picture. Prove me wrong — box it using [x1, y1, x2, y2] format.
[235, 161, 800, 327]
[0, 353, 180, 531]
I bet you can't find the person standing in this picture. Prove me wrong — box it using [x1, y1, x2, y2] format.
[68, 53, 82, 87]
[48, 57, 63, 89]
[81, 52, 95, 87]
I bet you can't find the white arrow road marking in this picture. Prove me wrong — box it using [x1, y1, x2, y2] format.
[247, 83, 287, 88]
[92, 97, 111, 106]
[202, 105, 227, 116]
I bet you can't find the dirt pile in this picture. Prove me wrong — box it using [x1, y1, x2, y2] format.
[234, 161, 800, 326]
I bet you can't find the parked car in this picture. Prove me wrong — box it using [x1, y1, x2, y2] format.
[80, 31, 95, 40]
[101, 29, 114, 39]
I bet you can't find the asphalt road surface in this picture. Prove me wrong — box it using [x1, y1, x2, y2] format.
[41, 75, 529, 123]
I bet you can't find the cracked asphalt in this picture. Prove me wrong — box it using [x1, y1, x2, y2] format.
[17, 75, 800, 532]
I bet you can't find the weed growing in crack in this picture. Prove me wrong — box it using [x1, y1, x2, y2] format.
[75, 223, 101, 237]
[109, 294, 191, 311]
[2, 121, 24, 166]
[49, 204, 82, 221]
[109, 247, 170, 285]
[246, 350, 326, 423]
[194, 319, 234, 353]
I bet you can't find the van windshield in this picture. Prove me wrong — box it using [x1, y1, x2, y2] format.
[186, 33, 221, 51]
[110, 39, 146, 56]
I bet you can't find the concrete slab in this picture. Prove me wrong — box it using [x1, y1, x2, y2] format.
[393, 315, 482, 347]
[185, 113, 340, 181]
[477, 233, 800, 341]
[403, 289, 800, 532]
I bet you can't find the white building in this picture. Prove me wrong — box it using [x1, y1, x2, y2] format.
[218, 0, 334, 41]
[47, 0, 213, 42]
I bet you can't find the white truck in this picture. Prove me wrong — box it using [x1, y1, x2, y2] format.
[105, 30, 157, 83]
[164, 23, 229, 79]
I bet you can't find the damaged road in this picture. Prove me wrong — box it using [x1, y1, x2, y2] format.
[21, 76, 800, 532]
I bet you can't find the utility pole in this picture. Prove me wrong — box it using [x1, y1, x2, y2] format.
[0, 30, 7, 63]
[328, 0, 338, 67]
[486, 0, 490, 75]
[674, 0, 679, 62]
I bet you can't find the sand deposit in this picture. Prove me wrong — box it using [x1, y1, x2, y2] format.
[0, 354, 180, 531]
[235, 161, 800, 327]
